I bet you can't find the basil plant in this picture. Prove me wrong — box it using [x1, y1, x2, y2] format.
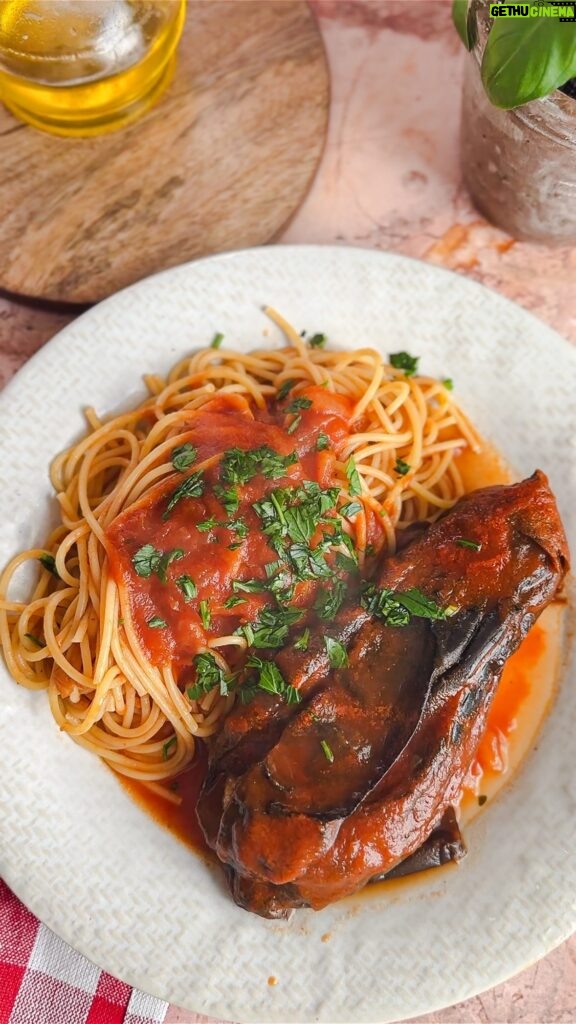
[453, 0, 576, 108]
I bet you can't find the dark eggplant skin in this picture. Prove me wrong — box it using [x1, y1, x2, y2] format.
[197, 472, 569, 918]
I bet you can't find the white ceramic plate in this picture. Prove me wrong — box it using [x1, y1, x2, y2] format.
[0, 247, 575, 1024]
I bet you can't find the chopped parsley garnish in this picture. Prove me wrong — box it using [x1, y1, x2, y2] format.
[361, 584, 457, 626]
[287, 396, 313, 414]
[442, 378, 454, 391]
[339, 499, 362, 518]
[389, 351, 419, 377]
[171, 443, 197, 472]
[221, 446, 297, 486]
[229, 517, 249, 539]
[277, 379, 297, 401]
[308, 333, 327, 349]
[131, 544, 183, 582]
[314, 579, 346, 620]
[39, 553, 59, 577]
[233, 578, 269, 594]
[320, 739, 335, 763]
[287, 415, 301, 434]
[132, 544, 160, 577]
[335, 551, 358, 573]
[147, 616, 167, 629]
[289, 542, 332, 581]
[456, 538, 482, 551]
[211, 331, 224, 349]
[324, 637, 349, 669]
[214, 483, 240, 517]
[394, 458, 411, 476]
[244, 655, 301, 704]
[187, 652, 234, 700]
[345, 457, 362, 497]
[197, 517, 218, 532]
[199, 599, 212, 630]
[223, 594, 246, 608]
[156, 548, 184, 583]
[242, 605, 303, 650]
[24, 633, 43, 648]
[162, 736, 177, 760]
[316, 433, 330, 452]
[294, 627, 310, 651]
[176, 575, 197, 601]
[163, 470, 205, 519]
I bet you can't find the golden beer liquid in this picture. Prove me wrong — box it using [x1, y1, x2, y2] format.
[0, 0, 185, 136]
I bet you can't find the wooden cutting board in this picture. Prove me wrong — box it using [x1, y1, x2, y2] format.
[0, 1, 328, 304]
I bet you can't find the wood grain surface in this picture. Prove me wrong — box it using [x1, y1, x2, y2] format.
[0, 0, 328, 304]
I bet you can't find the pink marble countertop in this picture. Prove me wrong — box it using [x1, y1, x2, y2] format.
[1, 2, 575, 1022]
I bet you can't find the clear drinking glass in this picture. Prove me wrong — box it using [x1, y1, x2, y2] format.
[0, 0, 185, 137]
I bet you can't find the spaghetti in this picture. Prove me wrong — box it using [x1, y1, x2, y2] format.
[0, 313, 480, 792]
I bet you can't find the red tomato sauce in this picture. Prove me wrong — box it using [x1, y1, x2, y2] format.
[105, 390, 377, 685]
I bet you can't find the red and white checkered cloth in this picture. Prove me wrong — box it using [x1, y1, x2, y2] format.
[0, 880, 168, 1024]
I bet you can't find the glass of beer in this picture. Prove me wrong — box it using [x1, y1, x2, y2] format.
[0, 0, 185, 137]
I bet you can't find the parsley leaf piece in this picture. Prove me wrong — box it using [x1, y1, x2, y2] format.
[294, 627, 310, 652]
[339, 499, 362, 518]
[171, 443, 197, 472]
[345, 456, 362, 497]
[214, 483, 239, 517]
[289, 543, 332, 581]
[162, 736, 177, 760]
[397, 588, 457, 620]
[233, 578, 269, 594]
[163, 470, 205, 519]
[197, 517, 218, 532]
[442, 378, 454, 391]
[277, 379, 297, 401]
[187, 652, 231, 700]
[221, 446, 297, 485]
[255, 660, 287, 696]
[394, 458, 411, 476]
[324, 637, 349, 669]
[176, 575, 197, 601]
[223, 594, 246, 608]
[147, 616, 167, 629]
[287, 414, 301, 435]
[245, 606, 303, 650]
[361, 584, 456, 625]
[456, 538, 482, 551]
[24, 633, 43, 648]
[287, 396, 313, 414]
[228, 517, 249, 539]
[39, 553, 59, 577]
[308, 333, 327, 349]
[314, 579, 346, 620]
[389, 351, 419, 377]
[132, 544, 161, 578]
[285, 685, 301, 704]
[199, 599, 211, 629]
[316, 432, 330, 452]
[211, 331, 224, 349]
[156, 548, 184, 583]
[320, 739, 335, 763]
[335, 551, 358, 574]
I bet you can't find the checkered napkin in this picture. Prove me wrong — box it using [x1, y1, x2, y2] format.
[0, 880, 168, 1024]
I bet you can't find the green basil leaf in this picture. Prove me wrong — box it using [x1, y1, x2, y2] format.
[452, 0, 474, 51]
[482, 16, 576, 109]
